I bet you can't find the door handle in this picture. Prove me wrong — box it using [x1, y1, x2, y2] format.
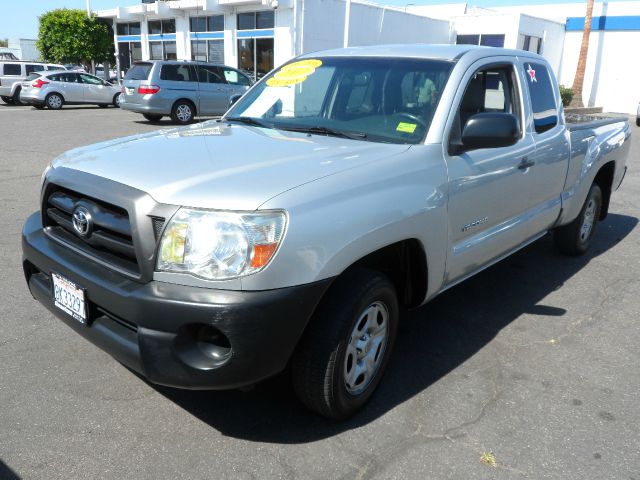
[518, 157, 535, 170]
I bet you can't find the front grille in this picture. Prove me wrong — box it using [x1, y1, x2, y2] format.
[43, 185, 140, 276]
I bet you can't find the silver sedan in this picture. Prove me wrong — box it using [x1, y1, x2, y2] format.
[20, 70, 121, 110]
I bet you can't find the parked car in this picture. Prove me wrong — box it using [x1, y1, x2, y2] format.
[120, 60, 252, 124]
[22, 45, 630, 419]
[0, 61, 64, 105]
[19, 71, 121, 109]
[95, 65, 117, 82]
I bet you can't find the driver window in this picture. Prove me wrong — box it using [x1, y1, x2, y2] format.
[456, 65, 520, 137]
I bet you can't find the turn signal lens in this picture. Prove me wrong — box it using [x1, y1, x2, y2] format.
[250, 243, 278, 269]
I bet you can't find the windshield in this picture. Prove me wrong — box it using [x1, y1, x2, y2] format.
[226, 56, 453, 144]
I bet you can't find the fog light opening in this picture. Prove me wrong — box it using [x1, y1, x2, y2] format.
[196, 326, 232, 362]
[174, 324, 233, 370]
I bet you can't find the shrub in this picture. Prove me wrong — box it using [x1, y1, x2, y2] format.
[559, 85, 574, 107]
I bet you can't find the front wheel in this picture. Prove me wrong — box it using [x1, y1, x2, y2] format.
[1, 96, 13, 105]
[170, 100, 195, 125]
[554, 183, 602, 255]
[292, 268, 399, 419]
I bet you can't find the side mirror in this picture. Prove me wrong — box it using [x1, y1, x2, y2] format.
[229, 94, 242, 107]
[461, 112, 520, 151]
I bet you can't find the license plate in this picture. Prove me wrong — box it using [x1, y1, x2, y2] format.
[52, 272, 87, 324]
[126, 87, 134, 94]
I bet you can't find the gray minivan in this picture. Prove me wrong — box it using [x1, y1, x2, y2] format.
[120, 60, 252, 124]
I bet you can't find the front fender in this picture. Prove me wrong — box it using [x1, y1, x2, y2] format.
[245, 144, 450, 300]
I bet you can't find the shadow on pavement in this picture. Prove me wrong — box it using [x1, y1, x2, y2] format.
[154, 213, 637, 443]
[0, 459, 21, 480]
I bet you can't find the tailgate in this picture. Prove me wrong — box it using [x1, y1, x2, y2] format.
[122, 62, 154, 105]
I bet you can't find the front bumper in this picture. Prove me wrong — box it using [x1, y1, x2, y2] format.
[22, 212, 331, 389]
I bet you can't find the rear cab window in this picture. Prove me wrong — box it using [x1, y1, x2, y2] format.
[523, 61, 558, 134]
[125, 63, 153, 81]
[2, 64, 21, 76]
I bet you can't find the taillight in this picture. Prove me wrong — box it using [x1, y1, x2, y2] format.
[137, 85, 160, 95]
[33, 79, 50, 88]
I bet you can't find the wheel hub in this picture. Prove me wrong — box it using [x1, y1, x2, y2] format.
[344, 301, 389, 395]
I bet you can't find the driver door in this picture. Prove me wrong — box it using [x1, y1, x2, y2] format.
[444, 61, 536, 285]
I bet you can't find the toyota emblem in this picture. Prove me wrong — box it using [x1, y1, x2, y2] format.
[72, 206, 92, 237]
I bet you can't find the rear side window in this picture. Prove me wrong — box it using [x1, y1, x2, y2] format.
[160, 64, 194, 82]
[26, 73, 41, 81]
[523, 62, 558, 134]
[125, 63, 152, 81]
[26, 64, 42, 75]
[3, 64, 21, 75]
[46, 65, 60, 70]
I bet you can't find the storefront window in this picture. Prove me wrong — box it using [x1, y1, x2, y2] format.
[148, 19, 176, 35]
[237, 37, 273, 80]
[116, 22, 141, 36]
[237, 12, 274, 30]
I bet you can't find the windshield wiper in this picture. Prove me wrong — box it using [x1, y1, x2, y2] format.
[279, 125, 367, 141]
[225, 116, 271, 128]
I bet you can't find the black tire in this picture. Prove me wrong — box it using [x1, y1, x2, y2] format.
[170, 100, 195, 125]
[1, 95, 13, 105]
[636, 117, 640, 127]
[113, 93, 121, 108]
[12, 87, 23, 106]
[143, 113, 163, 122]
[292, 268, 399, 419]
[554, 183, 602, 256]
[34, 105, 45, 110]
[45, 93, 64, 110]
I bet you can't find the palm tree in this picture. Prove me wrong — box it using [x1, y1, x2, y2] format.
[570, 0, 595, 107]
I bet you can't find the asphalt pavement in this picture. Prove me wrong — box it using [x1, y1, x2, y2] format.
[0, 104, 639, 479]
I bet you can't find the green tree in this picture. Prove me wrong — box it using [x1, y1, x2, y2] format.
[0, 39, 8, 48]
[37, 8, 114, 68]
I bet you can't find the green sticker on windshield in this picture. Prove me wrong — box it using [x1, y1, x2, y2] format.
[396, 122, 417, 134]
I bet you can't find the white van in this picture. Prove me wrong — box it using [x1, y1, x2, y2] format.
[0, 61, 65, 105]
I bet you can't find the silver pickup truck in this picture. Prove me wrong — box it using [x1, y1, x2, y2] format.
[22, 45, 630, 419]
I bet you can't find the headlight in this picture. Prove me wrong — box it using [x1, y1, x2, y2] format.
[40, 163, 52, 189]
[157, 208, 287, 280]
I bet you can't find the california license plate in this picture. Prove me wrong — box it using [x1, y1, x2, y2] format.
[52, 272, 87, 324]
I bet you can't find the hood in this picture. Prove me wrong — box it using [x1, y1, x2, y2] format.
[52, 122, 411, 210]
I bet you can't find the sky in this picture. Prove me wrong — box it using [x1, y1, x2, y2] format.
[0, 0, 621, 40]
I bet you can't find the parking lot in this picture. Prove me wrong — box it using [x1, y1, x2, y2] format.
[1, 103, 639, 480]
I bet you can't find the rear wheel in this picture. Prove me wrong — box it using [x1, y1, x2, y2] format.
[292, 268, 399, 419]
[12, 87, 23, 106]
[45, 93, 64, 110]
[554, 183, 602, 255]
[143, 113, 163, 122]
[113, 93, 121, 108]
[170, 100, 195, 125]
[1, 96, 13, 105]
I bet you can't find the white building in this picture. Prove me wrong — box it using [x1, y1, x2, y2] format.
[0, 38, 40, 61]
[96, 0, 451, 81]
[97, 0, 640, 114]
